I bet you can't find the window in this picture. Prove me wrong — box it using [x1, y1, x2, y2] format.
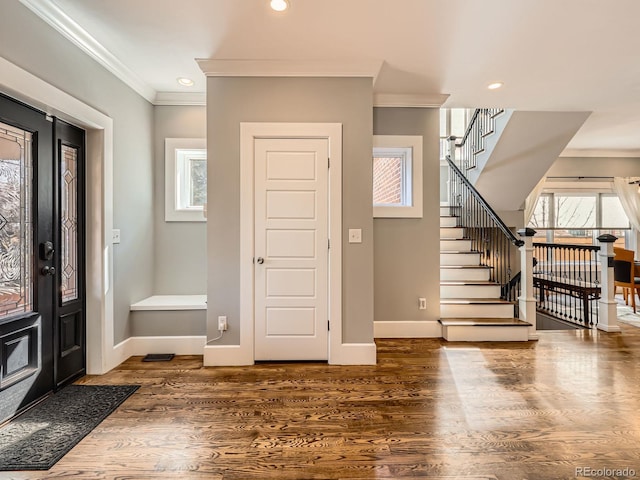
[373, 135, 422, 218]
[529, 191, 629, 248]
[165, 138, 206, 222]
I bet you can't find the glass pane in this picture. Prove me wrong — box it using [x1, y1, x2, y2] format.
[0, 122, 33, 318]
[450, 109, 467, 138]
[189, 158, 207, 207]
[601, 195, 629, 228]
[552, 229, 594, 245]
[60, 144, 78, 303]
[555, 195, 596, 228]
[373, 156, 403, 205]
[529, 195, 551, 228]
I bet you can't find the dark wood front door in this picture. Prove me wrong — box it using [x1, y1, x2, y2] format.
[0, 94, 86, 423]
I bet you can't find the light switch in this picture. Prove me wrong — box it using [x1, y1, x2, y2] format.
[348, 228, 362, 243]
[112, 229, 121, 244]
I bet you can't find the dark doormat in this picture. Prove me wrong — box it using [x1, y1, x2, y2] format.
[0, 384, 139, 471]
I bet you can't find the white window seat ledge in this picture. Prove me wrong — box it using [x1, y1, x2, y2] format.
[130, 295, 207, 311]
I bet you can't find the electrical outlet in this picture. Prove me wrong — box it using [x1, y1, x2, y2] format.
[348, 228, 362, 243]
[218, 316, 228, 331]
[418, 298, 427, 310]
[112, 229, 121, 244]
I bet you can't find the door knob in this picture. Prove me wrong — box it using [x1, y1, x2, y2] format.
[41, 266, 56, 276]
[256, 257, 264, 264]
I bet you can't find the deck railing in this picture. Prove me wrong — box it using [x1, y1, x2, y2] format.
[532, 242, 601, 327]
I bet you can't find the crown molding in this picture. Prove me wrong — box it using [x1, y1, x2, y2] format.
[196, 59, 384, 83]
[560, 148, 640, 158]
[19, 0, 156, 103]
[154, 92, 206, 106]
[373, 93, 450, 108]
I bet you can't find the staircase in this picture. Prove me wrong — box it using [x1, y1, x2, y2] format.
[439, 206, 530, 341]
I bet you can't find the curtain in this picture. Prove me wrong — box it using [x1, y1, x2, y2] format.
[524, 177, 547, 226]
[613, 177, 640, 233]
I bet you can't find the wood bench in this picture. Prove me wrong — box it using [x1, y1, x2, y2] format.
[533, 273, 600, 323]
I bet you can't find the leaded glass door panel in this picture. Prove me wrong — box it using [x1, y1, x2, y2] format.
[54, 119, 85, 387]
[0, 94, 55, 423]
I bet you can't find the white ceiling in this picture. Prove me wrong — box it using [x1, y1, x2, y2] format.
[20, 0, 640, 156]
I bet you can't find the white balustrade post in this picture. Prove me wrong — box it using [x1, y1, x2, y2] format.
[596, 234, 621, 332]
[517, 228, 538, 340]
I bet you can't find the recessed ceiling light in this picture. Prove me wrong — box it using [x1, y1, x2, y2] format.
[487, 82, 504, 90]
[270, 0, 289, 11]
[177, 77, 194, 87]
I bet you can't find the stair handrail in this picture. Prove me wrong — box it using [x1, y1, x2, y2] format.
[451, 108, 505, 172]
[447, 156, 524, 248]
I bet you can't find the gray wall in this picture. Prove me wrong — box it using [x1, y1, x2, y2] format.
[153, 106, 207, 294]
[0, 1, 155, 343]
[206, 76, 374, 345]
[373, 108, 440, 324]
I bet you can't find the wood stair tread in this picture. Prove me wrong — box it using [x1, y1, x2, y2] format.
[439, 318, 531, 327]
[440, 250, 480, 254]
[440, 265, 492, 269]
[440, 298, 513, 305]
[440, 281, 499, 286]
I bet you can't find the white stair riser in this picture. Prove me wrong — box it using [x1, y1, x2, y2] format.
[440, 206, 458, 216]
[440, 227, 464, 239]
[440, 253, 481, 266]
[440, 217, 457, 227]
[440, 239, 472, 251]
[440, 268, 491, 281]
[440, 303, 514, 318]
[442, 325, 529, 342]
[440, 284, 502, 299]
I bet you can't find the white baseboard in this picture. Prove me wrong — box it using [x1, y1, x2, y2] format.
[374, 320, 442, 338]
[330, 342, 377, 365]
[203, 344, 254, 366]
[597, 324, 622, 333]
[110, 337, 132, 371]
[111, 336, 207, 368]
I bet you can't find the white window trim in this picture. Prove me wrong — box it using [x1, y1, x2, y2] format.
[165, 138, 206, 222]
[373, 135, 422, 218]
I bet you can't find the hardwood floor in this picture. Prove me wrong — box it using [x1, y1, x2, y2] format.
[6, 325, 640, 479]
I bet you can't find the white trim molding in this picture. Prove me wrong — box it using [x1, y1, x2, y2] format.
[374, 321, 443, 338]
[203, 122, 346, 366]
[164, 138, 207, 222]
[18, 0, 156, 103]
[196, 59, 383, 84]
[374, 93, 450, 108]
[330, 343, 377, 365]
[203, 344, 254, 366]
[116, 336, 206, 360]
[0, 55, 115, 375]
[154, 92, 206, 106]
[373, 135, 423, 218]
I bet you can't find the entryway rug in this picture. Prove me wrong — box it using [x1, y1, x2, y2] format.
[0, 384, 139, 471]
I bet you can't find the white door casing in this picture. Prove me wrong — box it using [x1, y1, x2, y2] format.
[235, 123, 343, 366]
[254, 138, 329, 360]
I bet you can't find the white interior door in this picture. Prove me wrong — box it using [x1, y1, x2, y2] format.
[254, 137, 329, 360]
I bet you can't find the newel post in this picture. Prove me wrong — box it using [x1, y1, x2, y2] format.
[517, 228, 538, 340]
[596, 234, 621, 332]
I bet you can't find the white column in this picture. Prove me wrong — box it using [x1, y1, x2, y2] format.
[596, 234, 621, 332]
[518, 228, 538, 340]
